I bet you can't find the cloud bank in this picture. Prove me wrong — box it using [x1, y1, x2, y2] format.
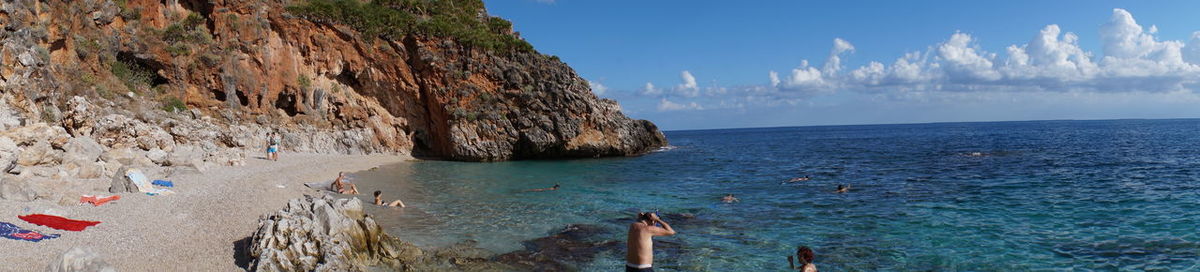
[637, 9, 1200, 111]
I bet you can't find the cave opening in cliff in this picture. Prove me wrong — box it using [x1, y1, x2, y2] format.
[236, 90, 250, 107]
[274, 92, 299, 117]
[336, 67, 362, 92]
[211, 89, 226, 101]
[115, 52, 169, 86]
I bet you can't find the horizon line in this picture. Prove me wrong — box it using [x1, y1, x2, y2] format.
[662, 116, 1200, 133]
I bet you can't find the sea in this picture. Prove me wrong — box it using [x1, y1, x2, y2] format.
[353, 119, 1200, 271]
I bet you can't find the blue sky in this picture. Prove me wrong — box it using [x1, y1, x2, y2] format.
[485, 0, 1200, 130]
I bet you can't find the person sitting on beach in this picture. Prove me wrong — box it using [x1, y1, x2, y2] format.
[373, 191, 405, 207]
[331, 172, 359, 194]
[788, 246, 817, 272]
[526, 184, 560, 192]
[627, 212, 676, 272]
[721, 194, 739, 203]
[835, 184, 850, 193]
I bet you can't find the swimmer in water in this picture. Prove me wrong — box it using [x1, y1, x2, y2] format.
[526, 184, 560, 192]
[721, 194, 739, 203]
[835, 184, 850, 193]
[787, 176, 811, 183]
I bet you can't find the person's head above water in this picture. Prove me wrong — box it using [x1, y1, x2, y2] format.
[797, 246, 814, 264]
[837, 185, 846, 190]
[726, 194, 734, 197]
[373, 190, 382, 198]
[636, 212, 656, 223]
[552, 184, 560, 189]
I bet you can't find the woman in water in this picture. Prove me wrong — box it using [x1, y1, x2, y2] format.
[788, 246, 817, 271]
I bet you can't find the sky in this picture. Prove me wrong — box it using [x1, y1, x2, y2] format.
[484, 0, 1200, 130]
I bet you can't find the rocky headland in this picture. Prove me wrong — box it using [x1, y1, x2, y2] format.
[0, 0, 664, 202]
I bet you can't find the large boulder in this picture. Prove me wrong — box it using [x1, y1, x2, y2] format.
[15, 141, 62, 167]
[165, 145, 208, 172]
[63, 136, 105, 163]
[107, 166, 135, 194]
[0, 136, 16, 172]
[0, 176, 35, 201]
[62, 96, 97, 137]
[45, 247, 117, 272]
[248, 195, 424, 271]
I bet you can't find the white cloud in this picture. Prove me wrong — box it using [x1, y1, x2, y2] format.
[641, 82, 662, 96]
[588, 80, 608, 95]
[638, 8, 1200, 116]
[657, 98, 703, 111]
[768, 9, 1200, 94]
[676, 71, 700, 97]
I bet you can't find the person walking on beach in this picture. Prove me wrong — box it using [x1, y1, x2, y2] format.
[626, 212, 676, 272]
[331, 172, 359, 194]
[788, 246, 818, 271]
[266, 132, 282, 161]
[373, 191, 405, 207]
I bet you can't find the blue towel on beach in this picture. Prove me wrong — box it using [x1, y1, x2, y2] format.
[0, 222, 59, 242]
[152, 180, 174, 187]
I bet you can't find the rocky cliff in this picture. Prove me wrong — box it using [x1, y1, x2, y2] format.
[0, 0, 665, 163]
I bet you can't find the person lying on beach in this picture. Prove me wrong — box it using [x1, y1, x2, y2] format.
[373, 191, 405, 207]
[788, 246, 818, 272]
[526, 184, 560, 192]
[787, 176, 811, 183]
[721, 194, 739, 203]
[331, 172, 359, 194]
[835, 184, 850, 193]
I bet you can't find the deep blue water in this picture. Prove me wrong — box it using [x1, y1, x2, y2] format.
[359, 119, 1200, 271]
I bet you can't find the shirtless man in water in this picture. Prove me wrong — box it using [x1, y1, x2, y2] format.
[330, 172, 359, 194]
[835, 184, 850, 193]
[721, 194, 739, 203]
[626, 212, 676, 272]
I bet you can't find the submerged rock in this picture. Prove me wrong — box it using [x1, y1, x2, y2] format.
[496, 224, 622, 270]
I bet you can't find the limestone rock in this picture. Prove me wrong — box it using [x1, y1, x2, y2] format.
[107, 166, 134, 194]
[62, 96, 96, 137]
[145, 148, 167, 165]
[248, 195, 423, 271]
[0, 176, 35, 201]
[63, 136, 105, 164]
[16, 141, 62, 167]
[45, 247, 117, 272]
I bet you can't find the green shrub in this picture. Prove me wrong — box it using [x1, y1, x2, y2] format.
[287, 0, 532, 53]
[109, 60, 153, 92]
[298, 75, 312, 89]
[115, 0, 141, 20]
[162, 96, 187, 112]
[165, 44, 191, 56]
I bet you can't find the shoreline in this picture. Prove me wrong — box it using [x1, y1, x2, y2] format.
[0, 152, 410, 271]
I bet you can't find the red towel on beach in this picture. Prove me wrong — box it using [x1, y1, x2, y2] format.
[18, 214, 101, 231]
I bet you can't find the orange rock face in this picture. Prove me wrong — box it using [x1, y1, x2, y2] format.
[7, 0, 665, 161]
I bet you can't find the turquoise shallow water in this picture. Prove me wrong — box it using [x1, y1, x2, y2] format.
[354, 119, 1200, 271]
